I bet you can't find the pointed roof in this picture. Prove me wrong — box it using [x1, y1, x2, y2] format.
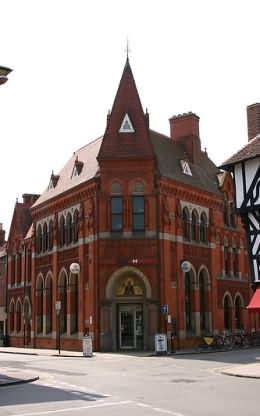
[97, 58, 154, 161]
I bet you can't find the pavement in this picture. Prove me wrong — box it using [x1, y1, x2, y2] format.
[0, 346, 260, 386]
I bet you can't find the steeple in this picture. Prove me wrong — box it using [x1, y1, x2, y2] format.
[97, 58, 154, 161]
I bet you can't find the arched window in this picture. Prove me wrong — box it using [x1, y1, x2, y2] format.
[66, 213, 73, 245]
[73, 210, 79, 243]
[16, 300, 22, 333]
[37, 225, 42, 253]
[48, 220, 53, 250]
[59, 216, 66, 247]
[111, 182, 123, 232]
[224, 197, 229, 226]
[191, 210, 199, 241]
[183, 208, 190, 240]
[59, 273, 67, 334]
[199, 272, 207, 331]
[235, 296, 242, 329]
[224, 244, 230, 276]
[185, 272, 192, 331]
[16, 253, 22, 284]
[36, 276, 44, 334]
[9, 302, 15, 332]
[132, 196, 145, 231]
[232, 247, 239, 277]
[70, 274, 78, 334]
[43, 222, 48, 252]
[200, 213, 207, 243]
[224, 295, 232, 330]
[46, 275, 53, 334]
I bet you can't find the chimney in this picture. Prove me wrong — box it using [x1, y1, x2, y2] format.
[247, 103, 260, 141]
[22, 193, 40, 207]
[0, 223, 5, 245]
[169, 112, 201, 164]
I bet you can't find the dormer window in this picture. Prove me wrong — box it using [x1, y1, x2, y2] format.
[180, 160, 192, 176]
[119, 113, 135, 133]
[71, 156, 83, 178]
[48, 172, 59, 190]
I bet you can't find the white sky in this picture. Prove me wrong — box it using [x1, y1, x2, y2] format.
[1, 0, 260, 235]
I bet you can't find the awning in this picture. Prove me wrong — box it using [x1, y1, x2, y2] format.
[247, 288, 260, 312]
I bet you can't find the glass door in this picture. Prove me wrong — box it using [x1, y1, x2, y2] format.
[119, 308, 135, 348]
[119, 305, 143, 349]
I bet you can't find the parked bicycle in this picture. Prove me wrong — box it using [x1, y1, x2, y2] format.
[197, 333, 233, 352]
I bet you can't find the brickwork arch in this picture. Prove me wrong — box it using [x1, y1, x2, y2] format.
[105, 266, 151, 300]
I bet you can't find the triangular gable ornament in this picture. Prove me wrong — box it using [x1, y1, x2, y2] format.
[119, 113, 135, 133]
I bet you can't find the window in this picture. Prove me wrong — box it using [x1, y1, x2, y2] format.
[37, 225, 43, 253]
[36, 276, 44, 334]
[43, 222, 48, 252]
[200, 213, 207, 243]
[46, 276, 53, 334]
[66, 213, 73, 245]
[16, 301, 22, 333]
[224, 246, 230, 276]
[70, 275, 78, 334]
[185, 272, 192, 331]
[235, 297, 242, 329]
[224, 295, 231, 330]
[111, 197, 123, 232]
[191, 210, 199, 241]
[73, 210, 79, 243]
[199, 272, 206, 331]
[59, 216, 66, 247]
[232, 247, 239, 277]
[183, 208, 190, 240]
[180, 159, 192, 176]
[132, 196, 145, 231]
[59, 274, 67, 334]
[10, 302, 14, 332]
[48, 220, 53, 250]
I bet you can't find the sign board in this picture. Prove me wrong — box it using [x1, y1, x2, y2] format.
[83, 335, 93, 357]
[55, 301, 61, 311]
[161, 304, 168, 314]
[155, 333, 167, 355]
[181, 260, 192, 273]
[70, 262, 80, 274]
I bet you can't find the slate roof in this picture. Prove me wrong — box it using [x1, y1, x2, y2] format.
[220, 136, 260, 169]
[32, 128, 223, 210]
[32, 136, 102, 208]
[150, 130, 222, 195]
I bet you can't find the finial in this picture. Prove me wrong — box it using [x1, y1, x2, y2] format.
[125, 37, 131, 60]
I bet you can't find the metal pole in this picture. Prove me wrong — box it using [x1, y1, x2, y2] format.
[58, 311, 61, 355]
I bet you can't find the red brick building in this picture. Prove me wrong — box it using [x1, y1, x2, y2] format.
[7, 58, 254, 351]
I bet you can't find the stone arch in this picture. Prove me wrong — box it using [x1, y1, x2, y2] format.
[105, 266, 151, 300]
[197, 265, 211, 286]
[58, 267, 68, 286]
[234, 292, 245, 308]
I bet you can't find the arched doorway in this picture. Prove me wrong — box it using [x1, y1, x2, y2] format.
[223, 293, 232, 331]
[102, 266, 154, 351]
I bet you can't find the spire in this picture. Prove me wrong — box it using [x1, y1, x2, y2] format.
[98, 58, 153, 161]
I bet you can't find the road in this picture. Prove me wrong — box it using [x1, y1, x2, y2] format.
[0, 349, 259, 416]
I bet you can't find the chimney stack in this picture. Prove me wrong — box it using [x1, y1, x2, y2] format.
[22, 193, 40, 207]
[247, 103, 260, 142]
[0, 223, 5, 245]
[169, 112, 201, 164]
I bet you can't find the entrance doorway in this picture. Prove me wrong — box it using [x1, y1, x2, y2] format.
[118, 304, 143, 349]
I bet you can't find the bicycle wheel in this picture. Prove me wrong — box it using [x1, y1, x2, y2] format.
[223, 335, 233, 351]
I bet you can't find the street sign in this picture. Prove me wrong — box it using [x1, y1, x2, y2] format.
[161, 304, 168, 314]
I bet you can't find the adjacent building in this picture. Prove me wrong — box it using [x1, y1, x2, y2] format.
[7, 59, 252, 351]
